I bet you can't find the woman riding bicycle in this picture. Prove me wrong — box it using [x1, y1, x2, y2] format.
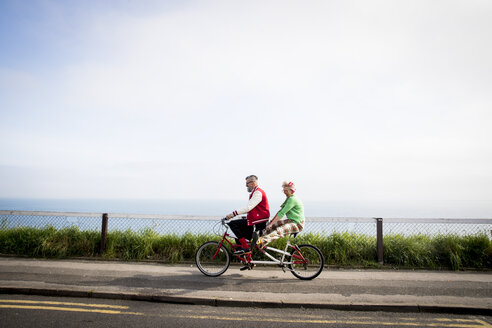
[252, 181, 304, 248]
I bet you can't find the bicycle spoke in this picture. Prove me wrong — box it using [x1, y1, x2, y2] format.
[195, 241, 230, 277]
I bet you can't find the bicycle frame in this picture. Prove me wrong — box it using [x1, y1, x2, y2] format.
[215, 220, 306, 269]
[196, 218, 324, 280]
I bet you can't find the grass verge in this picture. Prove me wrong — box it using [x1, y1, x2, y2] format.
[0, 226, 490, 270]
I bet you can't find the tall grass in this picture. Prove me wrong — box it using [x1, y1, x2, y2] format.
[268, 232, 378, 266]
[103, 229, 218, 262]
[0, 226, 100, 258]
[383, 233, 492, 270]
[384, 234, 436, 268]
[0, 226, 490, 270]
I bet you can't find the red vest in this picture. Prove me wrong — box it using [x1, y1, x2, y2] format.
[247, 187, 270, 226]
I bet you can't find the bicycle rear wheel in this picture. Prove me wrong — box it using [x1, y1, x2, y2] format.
[288, 244, 324, 280]
[195, 241, 231, 277]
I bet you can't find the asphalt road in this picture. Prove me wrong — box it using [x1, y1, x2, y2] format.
[1, 294, 491, 328]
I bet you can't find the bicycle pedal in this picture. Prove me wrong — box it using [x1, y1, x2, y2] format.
[240, 264, 255, 271]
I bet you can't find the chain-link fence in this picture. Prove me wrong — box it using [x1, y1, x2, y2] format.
[2, 211, 491, 265]
[0, 211, 102, 232]
[383, 218, 492, 236]
[1, 211, 491, 237]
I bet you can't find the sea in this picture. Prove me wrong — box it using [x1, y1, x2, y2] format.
[2, 198, 491, 217]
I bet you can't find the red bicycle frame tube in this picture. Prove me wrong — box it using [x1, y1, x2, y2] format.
[212, 231, 248, 263]
[290, 246, 308, 264]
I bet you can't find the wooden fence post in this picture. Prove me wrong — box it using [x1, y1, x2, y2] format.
[100, 213, 108, 255]
[376, 218, 383, 264]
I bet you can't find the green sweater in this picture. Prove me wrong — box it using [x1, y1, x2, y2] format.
[277, 195, 305, 224]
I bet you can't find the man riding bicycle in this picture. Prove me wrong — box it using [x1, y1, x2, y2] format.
[225, 175, 270, 255]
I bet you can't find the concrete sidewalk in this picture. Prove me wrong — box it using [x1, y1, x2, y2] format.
[0, 257, 490, 314]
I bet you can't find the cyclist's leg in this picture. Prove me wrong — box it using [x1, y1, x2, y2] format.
[243, 224, 255, 241]
[261, 220, 304, 246]
[228, 218, 250, 249]
[254, 222, 267, 236]
[228, 218, 246, 239]
[264, 218, 284, 234]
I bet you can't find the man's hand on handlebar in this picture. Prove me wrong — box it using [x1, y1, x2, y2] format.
[225, 213, 234, 220]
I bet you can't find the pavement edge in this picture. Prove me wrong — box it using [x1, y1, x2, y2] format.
[1, 286, 490, 316]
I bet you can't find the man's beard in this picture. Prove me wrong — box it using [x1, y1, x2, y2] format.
[247, 186, 253, 193]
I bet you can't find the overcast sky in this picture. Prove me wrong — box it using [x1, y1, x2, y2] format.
[0, 0, 491, 216]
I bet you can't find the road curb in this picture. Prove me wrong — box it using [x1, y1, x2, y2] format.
[1, 286, 491, 316]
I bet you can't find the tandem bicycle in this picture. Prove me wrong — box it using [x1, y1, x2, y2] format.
[195, 218, 324, 280]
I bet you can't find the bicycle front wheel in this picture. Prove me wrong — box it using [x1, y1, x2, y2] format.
[195, 241, 231, 277]
[288, 244, 324, 280]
